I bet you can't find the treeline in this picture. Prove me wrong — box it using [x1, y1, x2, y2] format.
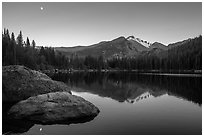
[2, 29, 202, 72]
[2, 29, 69, 70]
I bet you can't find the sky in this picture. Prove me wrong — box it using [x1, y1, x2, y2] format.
[2, 2, 202, 47]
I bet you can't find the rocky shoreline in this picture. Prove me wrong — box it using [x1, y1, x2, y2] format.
[2, 65, 100, 134]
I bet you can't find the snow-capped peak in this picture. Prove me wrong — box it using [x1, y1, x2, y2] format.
[127, 36, 152, 48]
[126, 91, 152, 104]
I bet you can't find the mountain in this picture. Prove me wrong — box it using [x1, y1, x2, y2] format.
[55, 36, 129, 58]
[54, 36, 154, 59]
[54, 35, 200, 60]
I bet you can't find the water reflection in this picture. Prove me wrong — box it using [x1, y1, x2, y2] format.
[51, 72, 202, 106]
[3, 72, 202, 135]
[26, 72, 201, 135]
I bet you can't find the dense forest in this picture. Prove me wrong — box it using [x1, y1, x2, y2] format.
[2, 29, 202, 72]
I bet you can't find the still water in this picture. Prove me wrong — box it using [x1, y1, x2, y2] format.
[3, 72, 202, 135]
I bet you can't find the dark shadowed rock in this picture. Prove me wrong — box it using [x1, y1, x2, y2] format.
[3, 102, 35, 135]
[8, 92, 100, 124]
[3, 65, 71, 102]
[3, 117, 34, 135]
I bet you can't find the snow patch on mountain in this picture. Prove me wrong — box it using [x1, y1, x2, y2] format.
[126, 91, 152, 104]
[127, 36, 152, 48]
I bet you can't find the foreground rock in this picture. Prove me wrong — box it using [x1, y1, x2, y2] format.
[3, 65, 71, 102]
[8, 92, 100, 124]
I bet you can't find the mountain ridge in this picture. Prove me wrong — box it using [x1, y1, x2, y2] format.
[54, 35, 200, 59]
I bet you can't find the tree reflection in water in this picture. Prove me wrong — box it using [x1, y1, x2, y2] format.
[51, 72, 201, 106]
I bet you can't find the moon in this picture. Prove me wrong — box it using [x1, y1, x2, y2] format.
[40, 6, 44, 10]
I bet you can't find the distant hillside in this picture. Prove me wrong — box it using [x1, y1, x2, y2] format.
[150, 42, 168, 50]
[167, 38, 192, 49]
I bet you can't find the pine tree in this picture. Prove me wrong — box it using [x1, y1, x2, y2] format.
[16, 31, 23, 47]
[26, 37, 30, 47]
[32, 40, 36, 49]
[11, 32, 16, 64]
[16, 31, 24, 64]
[6, 29, 10, 41]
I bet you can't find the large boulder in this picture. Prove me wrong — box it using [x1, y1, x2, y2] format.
[3, 65, 71, 102]
[8, 92, 100, 124]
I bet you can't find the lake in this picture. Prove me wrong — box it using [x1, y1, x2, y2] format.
[3, 72, 202, 135]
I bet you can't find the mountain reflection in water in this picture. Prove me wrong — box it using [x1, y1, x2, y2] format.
[51, 72, 201, 106]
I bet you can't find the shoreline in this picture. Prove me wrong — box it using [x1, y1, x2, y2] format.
[42, 69, 202, 76]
